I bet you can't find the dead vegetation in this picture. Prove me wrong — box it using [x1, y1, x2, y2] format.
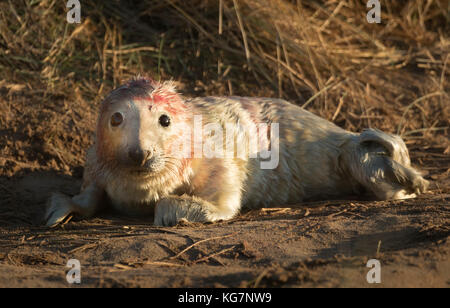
[0, 0, 448, 177]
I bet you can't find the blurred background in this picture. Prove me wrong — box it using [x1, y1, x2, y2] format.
[0, 0, 448, 176]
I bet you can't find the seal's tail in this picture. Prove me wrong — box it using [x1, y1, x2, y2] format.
[346, 128, 429, 200]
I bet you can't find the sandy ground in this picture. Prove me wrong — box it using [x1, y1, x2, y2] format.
[0, 144, 448, 288]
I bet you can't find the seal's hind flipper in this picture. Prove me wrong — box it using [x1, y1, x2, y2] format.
[345, 129, 429, 200]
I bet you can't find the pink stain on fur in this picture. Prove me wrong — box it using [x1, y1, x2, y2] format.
[128, 77, 186, 116]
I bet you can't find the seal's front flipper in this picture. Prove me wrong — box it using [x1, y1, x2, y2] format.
[45, 192, 76, 227]
[154, 195, 214, 226]
[45, 183, 105, 227]
[154, 193, 241, 226]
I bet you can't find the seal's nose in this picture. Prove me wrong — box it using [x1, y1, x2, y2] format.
[128, 147, 151, 166]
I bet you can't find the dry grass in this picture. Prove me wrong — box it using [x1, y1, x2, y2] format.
[0, 0, 449, 174]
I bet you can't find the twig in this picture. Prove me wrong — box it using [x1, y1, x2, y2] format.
[273, 23, 304, 102]
[332, 93, 347, 121]
[402, 126, 448, 137]
[253, 268, 270, 288]
[169, 232, 238, 260]
[144, 261, 184, 267]
[233, 0, 250, 62]
[261, 207, 290, 213]
[68, 241, 100, 254]
[376, 240, 382, 257]
[302, 80, 343, 109]
[113, 260, 184, 270]
[218, 0, 223, 35]
[328, 209, 348, 218]
[192, 245, 237, 264]
[104, 46, 158, 55]
[397, 92, 443, 135]
[319, 2, 345, 32]
[344, 211, 366, 219]
[276, 36, 282, 98]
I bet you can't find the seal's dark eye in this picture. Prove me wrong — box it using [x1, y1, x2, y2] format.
[111, 112, 123, 127]
[159, 114, 171, 127]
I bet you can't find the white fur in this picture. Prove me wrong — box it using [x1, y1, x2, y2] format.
[45, 92, 429, 227]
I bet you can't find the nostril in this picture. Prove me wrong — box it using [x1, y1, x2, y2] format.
[128, 148, 152, 166]
[128, 148, 144, 165]
[145, 149, 152, 161]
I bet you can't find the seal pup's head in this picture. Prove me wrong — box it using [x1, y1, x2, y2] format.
[96, 77, 192, 185]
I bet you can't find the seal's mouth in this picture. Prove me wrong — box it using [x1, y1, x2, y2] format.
[130, 168, 152, 175]
[125, 168, 159, 179]
[126, 159, 165, 176]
